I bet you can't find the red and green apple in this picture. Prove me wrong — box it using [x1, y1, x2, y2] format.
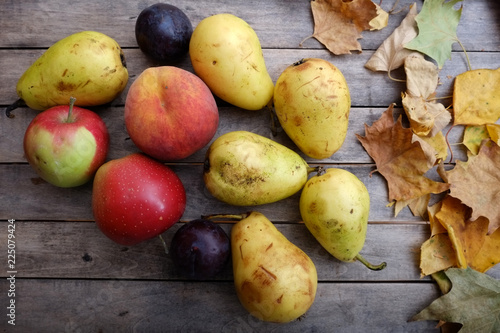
[23, 97, 109, 187]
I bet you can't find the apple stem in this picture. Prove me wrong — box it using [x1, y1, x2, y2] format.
[355, 253, 387, 271]
[158, 234, 169, 255]
[66, 97, 76, 123]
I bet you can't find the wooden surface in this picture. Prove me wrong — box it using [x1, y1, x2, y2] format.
[1, 0, 499, 332]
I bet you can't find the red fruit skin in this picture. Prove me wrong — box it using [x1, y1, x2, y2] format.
[92, 153, 186, 246]
[124, 66, 219, 161]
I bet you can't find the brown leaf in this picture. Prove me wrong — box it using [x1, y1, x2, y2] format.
[356, 104, 450, 203]
[303, 0, 378, 55]
[446, 140, 500, 234]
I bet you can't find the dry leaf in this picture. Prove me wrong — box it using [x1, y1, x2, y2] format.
[470, 227, 500, 273]
[402, 56, 451, 136]
[365, 3, 420, 72]
[463, 125, 489, 155]
[428, 200, 447, 236]
[302, 0, 378, 55]
[446, 140, 500, 234]
[453, 68, 500, 125]
[356, 104, 450, 204]
[369, 4, 389, 31]
[486, 124, 500, 145]
[420, 233, 457, 276]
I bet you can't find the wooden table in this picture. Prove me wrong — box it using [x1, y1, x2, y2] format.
[1, 0, 499, 332]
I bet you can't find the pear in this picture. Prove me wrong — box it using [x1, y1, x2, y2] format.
[189, 13, 274, 110]
[299, 168, 386, 270]
[274, 58, 351, 159]
[10, 31, 128, 114]
[230, 211, 317, 323]
[203, 131, 315, 206]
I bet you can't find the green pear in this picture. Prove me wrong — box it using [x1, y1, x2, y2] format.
[230, 211, 317, 323]
[12, 31, 128, 113]
[274, 58, 351, 159]
[203, 131, 315, 206]
[299, 168, 386, 270]
[189, 14, 274, 111]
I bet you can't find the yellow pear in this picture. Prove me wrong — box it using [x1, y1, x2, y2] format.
[274, 58, 351, 159]
[14, 31, 128, 111]
[231, 211, 317, 323]
[189, 13, 274, 110]
[203, 131, 315, 206]
[299, 168, 386, 270]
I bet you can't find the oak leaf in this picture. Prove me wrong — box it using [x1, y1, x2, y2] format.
[412, 267, 500, 333]
[404, 0, 463, 68]
[446, 140, 500, 235]
[365, 3, 420, 72]
[453, 68, 500, 125]
[356, 104, 450, 204]
[302, 0, 378, 55]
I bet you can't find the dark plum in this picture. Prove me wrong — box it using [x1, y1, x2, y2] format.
[169, 219, 230, 280]
[135, 3, 193, 63]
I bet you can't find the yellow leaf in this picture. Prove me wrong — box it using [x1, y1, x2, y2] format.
[428, 200, 447, 236]
[463, 125, 488, 155]
[369, 4, 389, 31]
[470, 227, 500, 273]
[453, 67, 500, 125]
[486, 123, 500, 145]
[420, 233, 457, 277]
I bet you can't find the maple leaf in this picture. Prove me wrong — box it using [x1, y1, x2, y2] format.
[446, 140, 500, 235]
[301, 0, 378, 55]
[402, 56, 451, 137]
[411, 267, 500, 333]
[404, 0, 463, 69]
[365, 3, 420, 73]
[453, 68, 500, 125]
[356, 104, 450, 204]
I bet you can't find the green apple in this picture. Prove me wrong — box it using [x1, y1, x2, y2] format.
[23, 97, 109, 187]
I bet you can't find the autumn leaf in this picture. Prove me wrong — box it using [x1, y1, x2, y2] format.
[365, 3, 420, 73]
[301, 0, 378, 55]
[356, 104, 450, 204]
[446, 140, 500, 235]
[453, 68, 500, 125]
[404, 0, 463, 69]
[463, 125, 490, 155]
[369, 3, 389, 31]
[402, 56, 451, 137]
[412, 267, 500, 333]
[420, 233, 457, 276]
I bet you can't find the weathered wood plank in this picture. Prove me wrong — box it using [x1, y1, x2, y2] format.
[0, 222, 424, 281]
[1, 0, 498, 52]
[0, 163, 435, 222]
[2, 278, 442, 332]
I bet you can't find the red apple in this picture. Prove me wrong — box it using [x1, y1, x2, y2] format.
[23, 97, 109, 187]
[124, 66, 219, 161]
[92, 153, 186, 246]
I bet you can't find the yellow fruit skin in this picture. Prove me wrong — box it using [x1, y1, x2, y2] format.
[299, 168, 369, 262]
[274, 58, 351, 159]
[16, 31, 128, 110]
[231, 211, 317, 323]
[203, 131, 310, 206]
[189, 13, 274, 110]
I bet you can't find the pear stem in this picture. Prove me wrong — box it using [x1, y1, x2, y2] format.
[5, 98, 26, 118]
[355, 253, 387, 271]
[202, 213, 248, 221]
[158, 234, 169, 255]
[66, 97, 76, 123]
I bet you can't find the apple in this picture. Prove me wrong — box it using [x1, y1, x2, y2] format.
[23, 97, 109, 187]
[92, 153, 186, 246]
[124, 66, 219, 161]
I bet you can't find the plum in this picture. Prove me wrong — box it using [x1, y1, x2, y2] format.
[135, 3, 193, 63]
[169, 219, 230, 280]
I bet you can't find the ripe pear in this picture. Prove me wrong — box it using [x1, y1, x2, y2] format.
[13, 31, 128, 112]
[189, 13, 274, 110]
[299, 168, 386, 270]
[230, 211, 317, 323]
[203, 131, 315, 206]
[274, 58, 351, 159]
